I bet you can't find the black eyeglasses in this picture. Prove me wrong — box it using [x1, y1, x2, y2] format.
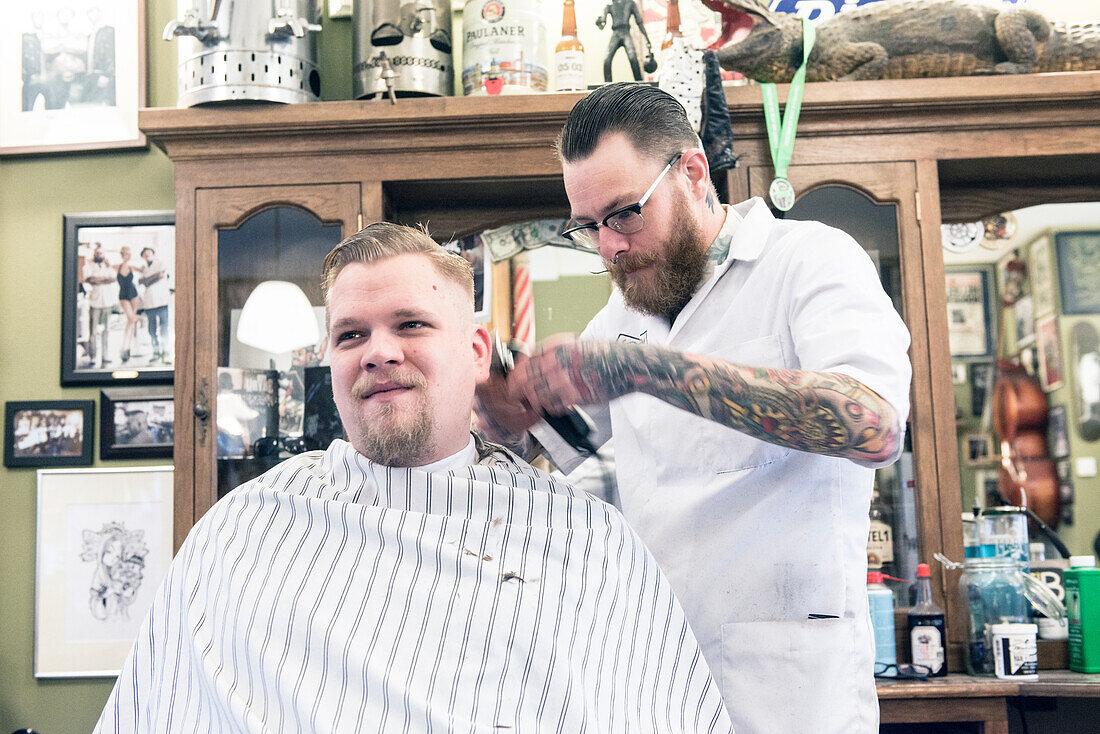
[560, 152, 684, 249]
[873, 662, 932, 680]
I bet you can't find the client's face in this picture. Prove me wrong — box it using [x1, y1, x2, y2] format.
[327, 254, 490, 466]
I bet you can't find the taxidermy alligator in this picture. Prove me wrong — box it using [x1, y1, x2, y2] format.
[712, 0, 1100, 82]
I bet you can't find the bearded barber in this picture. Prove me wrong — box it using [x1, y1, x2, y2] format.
[476, 83, 912, 733]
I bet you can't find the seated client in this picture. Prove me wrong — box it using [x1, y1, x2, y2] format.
[94, 222, 732, 733]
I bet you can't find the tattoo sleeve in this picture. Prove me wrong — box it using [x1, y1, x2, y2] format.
[561, 342, 900, 463]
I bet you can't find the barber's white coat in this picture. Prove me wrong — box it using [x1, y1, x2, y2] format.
[535, 198, 912, 734]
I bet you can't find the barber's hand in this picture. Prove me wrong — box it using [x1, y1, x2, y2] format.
[508, 334, 620, 417]
[474, 368, 539, 444]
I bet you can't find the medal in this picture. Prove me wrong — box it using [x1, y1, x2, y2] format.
[760, 19, 815, 212]
[768, 177, 796, 212]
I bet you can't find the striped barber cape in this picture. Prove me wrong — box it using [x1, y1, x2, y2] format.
[95, 438, 733, 733]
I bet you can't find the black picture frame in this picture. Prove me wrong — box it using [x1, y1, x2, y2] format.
[945, 267, 995, 360]
[61, 210, 175, 386]
[99, 387, 174, 460]
[4, 400, 94, 468]
[1055, 230, 1100, 315]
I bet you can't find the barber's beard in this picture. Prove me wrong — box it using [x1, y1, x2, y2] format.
[608, 192, 708, 320]
[348, 371, 435, 466]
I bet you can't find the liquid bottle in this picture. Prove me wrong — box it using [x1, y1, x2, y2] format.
[868, 570, 897, 677]
[554, 0, 585, 91]
[1066, 554, 1100, 672]
[661, 0, 684, 52]
[867, 485, 896, 580]
[907, 562, 947, 676]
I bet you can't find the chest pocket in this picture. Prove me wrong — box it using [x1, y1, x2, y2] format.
[695, 334, 793, 474]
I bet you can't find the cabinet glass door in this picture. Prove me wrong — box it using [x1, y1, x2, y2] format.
[184, 184, 360, 533]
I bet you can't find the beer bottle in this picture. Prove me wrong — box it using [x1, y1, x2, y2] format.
[661, 0, 683, 52]
[554, 0, 585, 91]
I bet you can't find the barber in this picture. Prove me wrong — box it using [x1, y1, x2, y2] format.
[476, 83, 912, 733]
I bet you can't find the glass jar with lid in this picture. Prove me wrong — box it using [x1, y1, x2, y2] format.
[962, 557, 1033, 675]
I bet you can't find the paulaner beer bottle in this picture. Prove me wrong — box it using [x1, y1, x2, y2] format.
[554, 0, 585, 91]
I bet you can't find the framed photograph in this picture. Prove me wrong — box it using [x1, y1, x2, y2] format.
[945, 268, 995, 359]
[1, 1, 146, 156]
[1036, 315, 1065, 392]
[1054, 230, 1100, 315]
[99, 387, 173, 460]
[4, 400, 93, 468]
[965, 433, 995, 466]
[1048, 404, 1070, 458]
[1029, 236, 1055, 318]
[61, 210, 175, 386]
[1014, 295, 1036, 348]
[216, 367, 279, 459]
[969, 361, 995, 418]
[951, 362, 967, 385]
[35, 466, 172, 677]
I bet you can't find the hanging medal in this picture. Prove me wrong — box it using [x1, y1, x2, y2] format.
[760, 18, 816, 212]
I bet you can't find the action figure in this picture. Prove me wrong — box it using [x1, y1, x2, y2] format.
[596, 0, 656, 82]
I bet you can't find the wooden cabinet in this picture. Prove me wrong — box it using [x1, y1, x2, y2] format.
[140, 71, 1100, 671]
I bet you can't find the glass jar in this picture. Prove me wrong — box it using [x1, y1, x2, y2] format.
[961, 557, 1032, 676]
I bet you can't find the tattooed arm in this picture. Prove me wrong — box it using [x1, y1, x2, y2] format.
[509, 334, 901, 464]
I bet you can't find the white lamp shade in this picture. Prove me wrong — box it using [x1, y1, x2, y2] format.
[236, 280, 321, 354]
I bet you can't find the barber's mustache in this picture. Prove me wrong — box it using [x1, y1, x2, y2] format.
[608, 251, 660, 274]
[351, 370, 427, 400]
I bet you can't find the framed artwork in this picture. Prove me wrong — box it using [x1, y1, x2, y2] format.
[99, 387, 174, 460]
[1013, 295, 1036, 348]
[1048, 404, 1070, 459]
[216, 367, 279, 459]
[969, 361, 995, 418]
[455, 234, 493, 323]
[1, 1, 146, 156]
[964, 433, 995, 466]
[1036, 315, 1064, 392]
[4, 400, 93, 468]
[951, 362, 967, 385]
[61, 210, 175, 386]
[945, 268, 995, 359]
[1054, 231, 1100, 315]
[1029, 236, 1055, 318]
[35, 466, 173, 677]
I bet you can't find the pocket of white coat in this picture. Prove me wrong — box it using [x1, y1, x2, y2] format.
[720, 617, 855, 734]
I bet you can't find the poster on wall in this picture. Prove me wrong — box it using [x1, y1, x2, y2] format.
[1054, 230, 1100, 315]
[1, 0, 145, 156]
[1029, 236, 1056, 318]
[35, 466, 172, 677]
[945, 269, 994, 359]
[1036, 315, 1064, 392]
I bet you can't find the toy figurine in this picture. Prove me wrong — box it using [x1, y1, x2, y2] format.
[596, 0, 656, 82]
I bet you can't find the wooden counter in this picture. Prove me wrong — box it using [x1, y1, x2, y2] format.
[877, 671, 1100, 732]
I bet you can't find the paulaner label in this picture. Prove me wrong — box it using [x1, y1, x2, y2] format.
[463, 0, 547, 95]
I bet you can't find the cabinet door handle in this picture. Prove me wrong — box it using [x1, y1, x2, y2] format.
[193, 403, 209, 420]
[194, 377, 210, 445]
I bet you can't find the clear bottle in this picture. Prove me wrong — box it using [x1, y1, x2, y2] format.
[868, 570, 897, 677]
[554, 0, 585, 92]
[908, 562, 947, 676]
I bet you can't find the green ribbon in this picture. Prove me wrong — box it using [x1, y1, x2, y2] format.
[760, 18, 816, 186]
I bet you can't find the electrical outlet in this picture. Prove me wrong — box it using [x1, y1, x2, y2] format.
[1076, 455, 1098, 478]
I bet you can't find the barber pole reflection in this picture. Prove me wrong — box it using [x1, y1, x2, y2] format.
[511, 254, 534, 350]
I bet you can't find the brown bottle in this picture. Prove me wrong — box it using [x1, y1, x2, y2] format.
[661, 0, 683, 52]
[554, 0, 585, 91]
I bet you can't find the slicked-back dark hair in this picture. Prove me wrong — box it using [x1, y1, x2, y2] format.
[556, 83, 702, 164]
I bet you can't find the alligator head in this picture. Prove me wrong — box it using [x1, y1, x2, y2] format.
[708, 0, 806, 82]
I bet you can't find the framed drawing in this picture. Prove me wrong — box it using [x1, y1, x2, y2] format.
[965, 433, 995, 466]
[1036, 315, 1064, 392]
[1, 1, 146, 156]
[99, 387, 174, 460]
[945, 268, 995, 359]
[1013, 295, 1036, 349]
[35, 466, 173, 677]
[61, 210, 175, 386]
[1048, 404, 1070, 459]
[1029, 236, 1055, 318]
[4, 400, 94, 468]
[1054, 231, 1100, 315]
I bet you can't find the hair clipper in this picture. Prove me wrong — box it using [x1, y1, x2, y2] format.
[489, 332, 599, 456]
